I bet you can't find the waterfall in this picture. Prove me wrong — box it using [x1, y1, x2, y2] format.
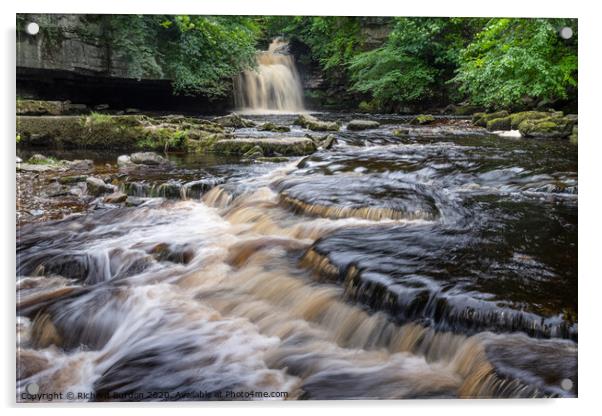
[234, 38, 305, 113]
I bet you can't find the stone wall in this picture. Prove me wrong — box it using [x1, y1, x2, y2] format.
[16, 14, 228, 113]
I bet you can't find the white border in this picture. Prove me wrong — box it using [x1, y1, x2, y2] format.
[2, 1, 599, 415]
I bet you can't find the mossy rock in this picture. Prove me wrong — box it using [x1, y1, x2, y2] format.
[358, 100, 378, 113]
[17, 99, 65, 116]
[293, 114, 340, 132]
[17, 115, 230, 151]
[393, 128, 410, 137]
[347, 120, 380, 131]
[213, 138, 316, 156]
[509, 111, 554, 130]
[518, 116, 576, 139]
[256, 156, 290, 163]
[409, 115, 435, 125]
[17, 99, 89, 115]
[486, 116, 512, 131]
[243, 145, 265, 159]
[212, 113, 256, 128]
[258, 122, 291, 133]
[569, 125, 578, 145]
[473, 111, 509, 127]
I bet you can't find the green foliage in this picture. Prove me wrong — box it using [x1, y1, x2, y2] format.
[453, 18, 578, 109]
[349, 48, 436, 111]
[106, 15, 165, 80]
[27, 155, 59, 165]
[265, 16, 363, 79]
[105, 15, 259, 98]
[162, 16, 260, 97]
[88, 112, 113, 124]
[348, 18, 485, 112]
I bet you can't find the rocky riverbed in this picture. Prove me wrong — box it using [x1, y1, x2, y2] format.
[16, 110, 577, 400]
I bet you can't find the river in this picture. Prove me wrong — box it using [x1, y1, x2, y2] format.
[16, 113, 577, 401]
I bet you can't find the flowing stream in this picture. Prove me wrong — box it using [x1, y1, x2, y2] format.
[16, 114, 577, 401]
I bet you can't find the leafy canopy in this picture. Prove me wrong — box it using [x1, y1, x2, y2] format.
[348, 18, 486, 112]
[452, 18, 578, 109]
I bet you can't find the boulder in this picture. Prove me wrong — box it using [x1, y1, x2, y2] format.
[320, 134, 337, 150]
[17, 99, 65, 116]
[518, 116, 576, 139]
[129, 152, 169, 166]
[213, 138, 317, 156]
[243, 145, 265, 159]
[28, 154, 57, 165]
[86, 177, 116, 196]
[409, 115, 436, 125]
[117, 155, 132, 167]
[486, 116, 512, 131]
[104, 191, 128, 204]
[347, 119, 380, 131]
[305, 133, 337, 149]
[509, 111, 553, 129]
[258, 122, 291, 132]
[294, 114, 340, 132]
[181, 178, 223, 199]
[473, 111, 509, 127]
[17, 115, 229, 152]
[213, 113, 256, 128]
[58, 175, 87, 185]
[65, 159, 94, 170]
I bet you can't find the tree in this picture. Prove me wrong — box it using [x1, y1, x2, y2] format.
[106, 15, 260, 99]
[452, 18, 578, 109]
[348, 17, 485, 112]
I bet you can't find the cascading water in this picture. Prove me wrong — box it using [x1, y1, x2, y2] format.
[16, 114, 578, 401]
[234, 38, 305, 113]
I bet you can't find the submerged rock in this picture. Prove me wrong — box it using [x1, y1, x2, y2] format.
[213, 113, 256, 128]
[148, 243, 195, 265]
[294, 114, 340, 132]
[393, 128, 410, 137]
[86, 177, 116, 196]
[104, 191, 128, 204]
[347, 119, 380, 131]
